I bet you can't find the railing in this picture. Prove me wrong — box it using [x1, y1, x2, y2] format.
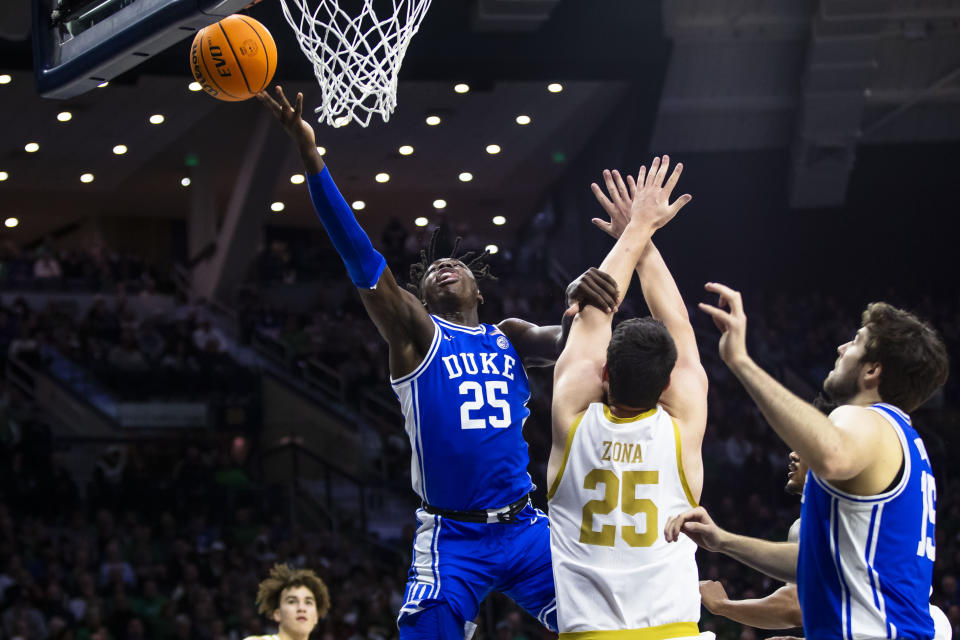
[258, 437, 368, 533]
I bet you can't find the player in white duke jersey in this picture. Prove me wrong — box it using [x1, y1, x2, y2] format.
[668, 284, 949, 639]
[258, 86, 621, 639]
[244, 563, 330, 640]
[549, 157, 713, 639]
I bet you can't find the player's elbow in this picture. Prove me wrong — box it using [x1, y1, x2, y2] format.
[783, 605, 803, 629]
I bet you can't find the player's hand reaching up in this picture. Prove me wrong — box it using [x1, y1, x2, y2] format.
[257, 86, 318, 153]
[590, 157, 692, 238]
[698, 282, 750, 368]
[663, 506, 727, 551]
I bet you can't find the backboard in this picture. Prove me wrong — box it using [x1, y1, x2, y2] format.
[32, 0, 255, 98]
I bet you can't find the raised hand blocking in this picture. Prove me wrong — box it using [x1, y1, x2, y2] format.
[590, 155, 693, 239]
[697, 282, 750, 367]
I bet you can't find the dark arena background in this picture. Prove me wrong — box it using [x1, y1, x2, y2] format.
[1, 1, 959, 638]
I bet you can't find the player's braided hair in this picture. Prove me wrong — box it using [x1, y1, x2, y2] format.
[406, 227, 497, 297]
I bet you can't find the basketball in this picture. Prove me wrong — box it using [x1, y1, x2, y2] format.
[190, 14, 277, 102]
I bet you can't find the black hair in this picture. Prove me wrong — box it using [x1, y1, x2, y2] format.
[406, 227, 497, 297]
[606, 317, 677, 410]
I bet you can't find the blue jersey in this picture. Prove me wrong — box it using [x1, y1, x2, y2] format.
[798, 403, 936, 640]
[391, 315, 534, 511]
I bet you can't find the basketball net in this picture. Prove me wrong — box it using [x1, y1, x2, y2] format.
[279, 0, 432, 127]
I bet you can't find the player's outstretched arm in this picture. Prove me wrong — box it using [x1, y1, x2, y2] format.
[664, 507, 798, 583]
[498, 268, 619, 367]
[592, 163, 705, 482]
[257, 86, 434, 376]
[549, 156, 682, 490]
[700, 581, 802, 630]
[698, 283, 893, 485]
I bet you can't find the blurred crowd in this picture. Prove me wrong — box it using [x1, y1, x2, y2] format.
[0, 289, 255, 402]
[0, 242, 171, 296]
[0, 226, 958, 639]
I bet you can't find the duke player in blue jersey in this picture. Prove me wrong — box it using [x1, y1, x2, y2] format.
[258, 86, 621, 639]
[667, 289, 949, 639]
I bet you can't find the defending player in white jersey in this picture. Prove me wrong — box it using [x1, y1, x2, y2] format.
[549, 157, 711, 639]
[667, 282, 949, 639]
[245, 563, 330, 640]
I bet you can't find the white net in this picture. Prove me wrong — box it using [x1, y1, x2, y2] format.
[279, 0, 433, 128]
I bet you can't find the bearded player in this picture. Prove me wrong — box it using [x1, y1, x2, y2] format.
[668, 283, 949, 639]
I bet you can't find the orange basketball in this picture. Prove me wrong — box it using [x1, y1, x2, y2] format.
[190, 14, 277, 102]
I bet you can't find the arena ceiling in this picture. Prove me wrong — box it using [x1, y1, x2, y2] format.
[0, 0, 663, 245]
[1, 0, 959, 257]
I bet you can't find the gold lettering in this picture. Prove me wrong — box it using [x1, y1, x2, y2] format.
[632, 444, 643, 464]
[601, 441, 612, 462]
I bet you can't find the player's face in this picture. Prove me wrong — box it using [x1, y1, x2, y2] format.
[273, 585, 318, 638]
[823, 327, 869, 403]
[420, 258, 480, 311]
[785, 451, 808, 495]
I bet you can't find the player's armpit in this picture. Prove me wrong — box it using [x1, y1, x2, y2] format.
[496, 318, 562, 367]
[357, 270, 436, 376]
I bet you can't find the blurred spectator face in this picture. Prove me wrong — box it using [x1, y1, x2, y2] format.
[174, 614, 192, 640]
[78, 572, 95, 597]
[942, 574, 958, 598]
[273, 585, 319, 637]
[127, 618, 146, 640]
[46, 581, 63, 603]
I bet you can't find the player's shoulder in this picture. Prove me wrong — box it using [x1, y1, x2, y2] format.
[829, 403, 894, 430]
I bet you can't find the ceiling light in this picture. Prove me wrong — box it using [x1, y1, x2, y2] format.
[0, 171, 8, 181]
[188, 82, 202, 92]
[432, 199, 447, 210]
[149, 114, 165, 125]
[375, 172, 390, 183]
[485, 144, 501, 155]
[492, 215, 506, 226]
[414, 217, 429, 227]
[290, 174, 305, 184]
[458, 172, 473, 182]
[271, 202, 285, 212]
[425, 115, 441, 126]
[398, 145, 414, 156]
[317, 146, 326, 156]
[112, 144, 128, 155]
[181, 177, 191, 187]
[515, 114, 531, 125]
[4, 217, 18, 228]
[80, 173, 94, 183]
[454, 83, 470, 94]
[485, 244, 499, 255]
[57, 111, 72, 122]
[334, 116, 350, 128]
[547, 82, 563, 93]
[97, 81, 109, 88]
[0, 75, 11, 85]
[24, 142, 39, 153]
[352, 200, 366, 211]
